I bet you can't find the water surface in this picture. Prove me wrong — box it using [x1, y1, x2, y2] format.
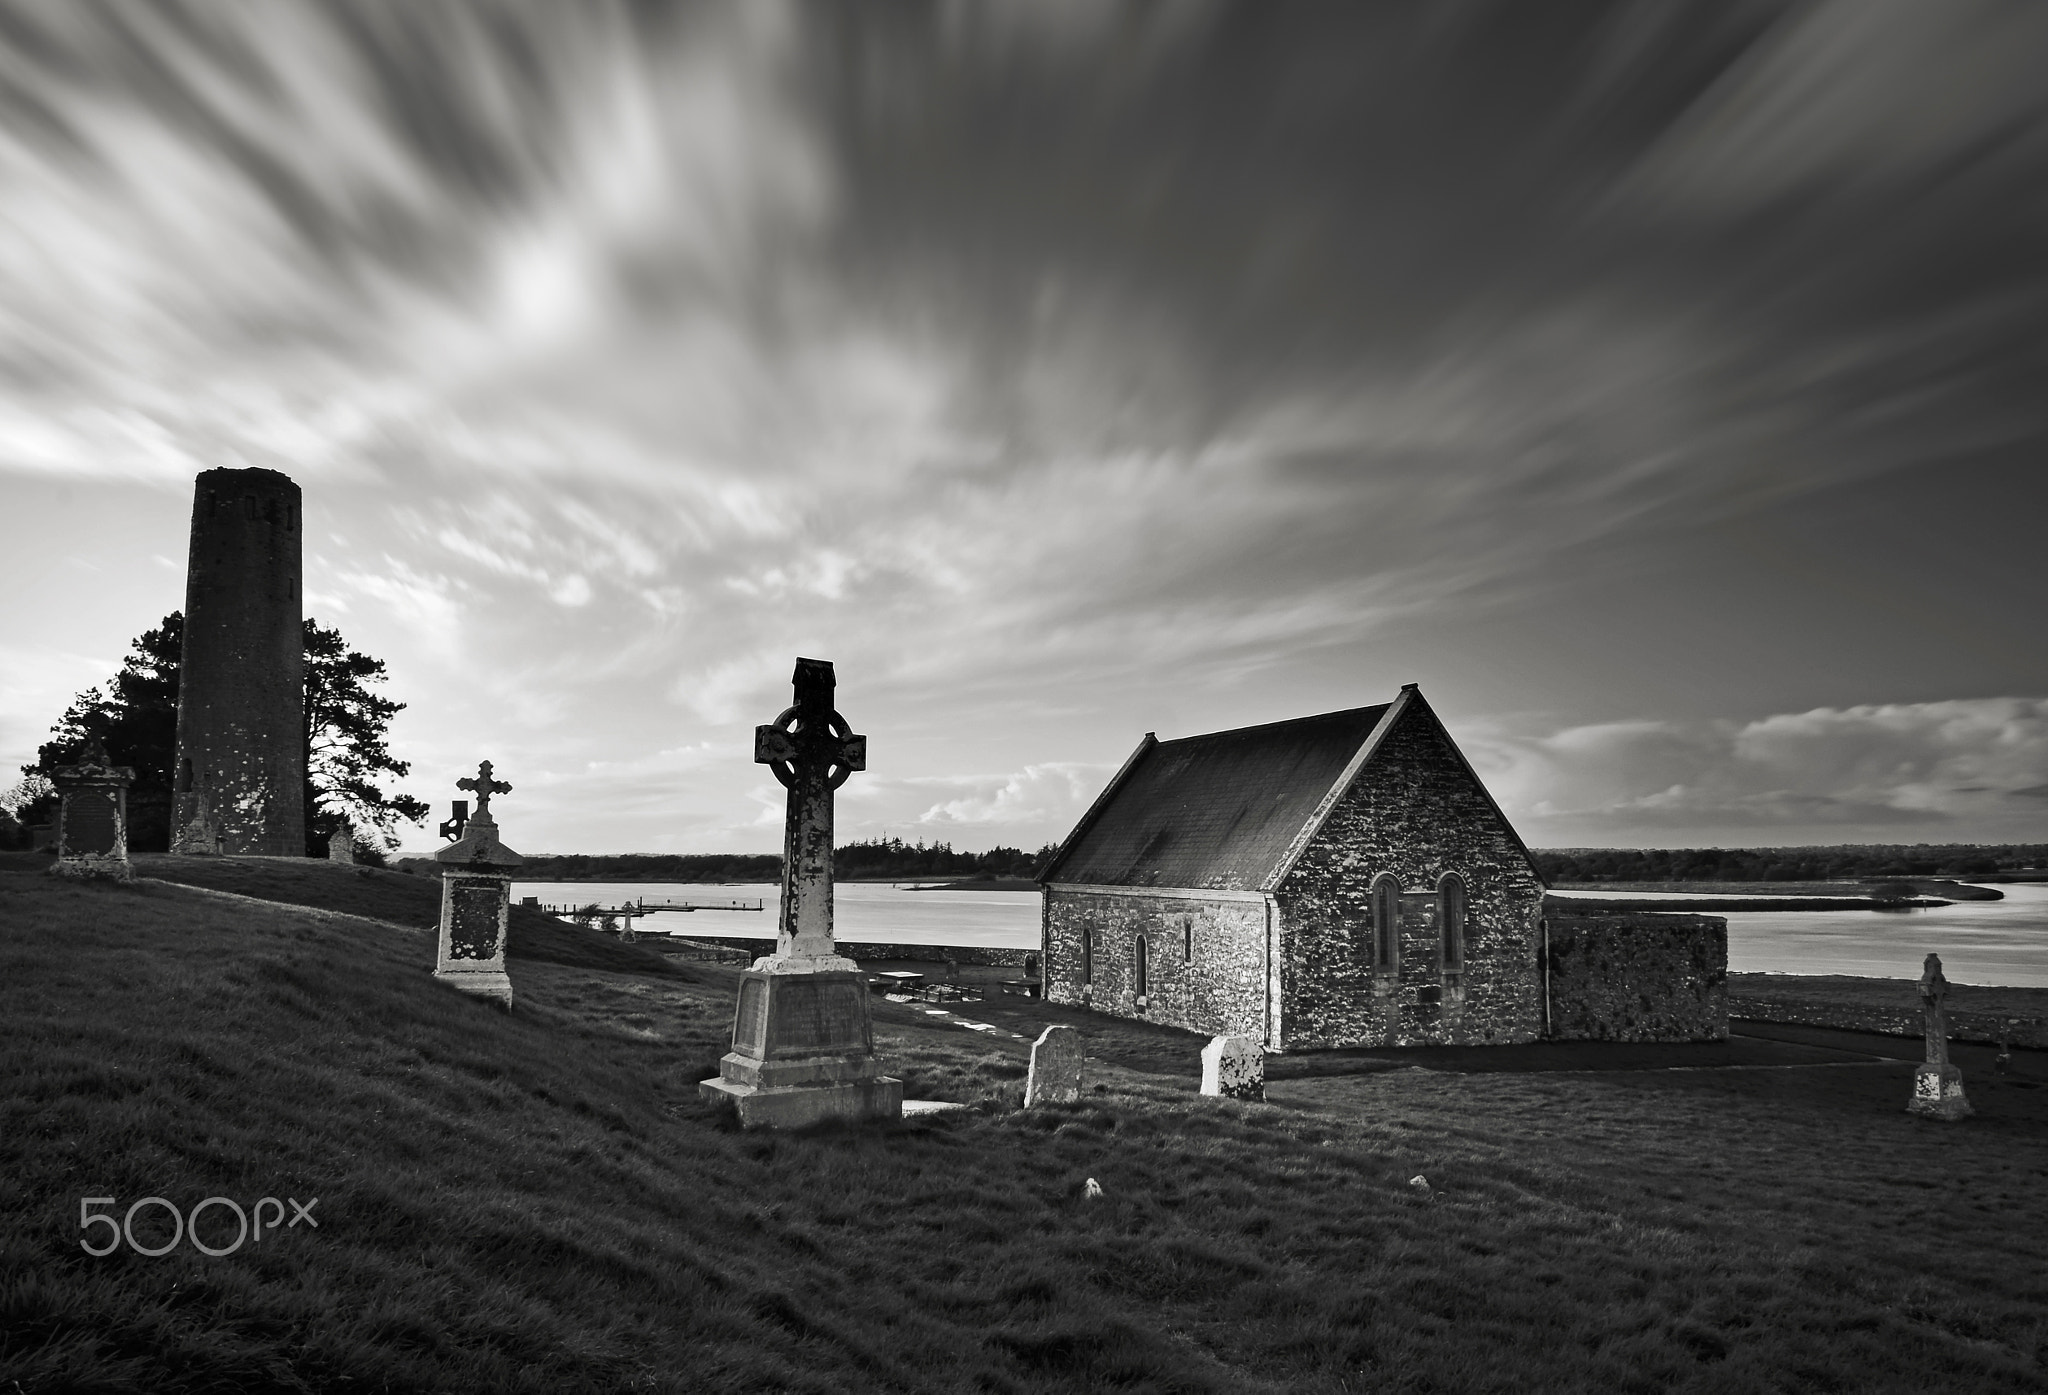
[511, 880, 2048, 986]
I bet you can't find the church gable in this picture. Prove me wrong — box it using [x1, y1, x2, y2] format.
[1272, 690, 1545, 1049]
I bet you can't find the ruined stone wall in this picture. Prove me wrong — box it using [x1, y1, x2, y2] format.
[173, 468, 305, 857]
[1544, 912, 1727, 1042]
[1275, 701, 1545, 1050]
[1043, 888, 1268, 1041]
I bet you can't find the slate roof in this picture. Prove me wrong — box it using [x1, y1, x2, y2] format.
[1042, 704, 1392, 891]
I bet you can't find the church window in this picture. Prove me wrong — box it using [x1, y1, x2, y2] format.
[1438, 874, 1466, 977]
[1082, 927, 1092, 984]
[1370, 875, 1400, 973]
[1183, 917, 1193, 961]
[1135, 935, 1148, 997]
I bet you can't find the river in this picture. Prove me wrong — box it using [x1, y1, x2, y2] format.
[511, 880, 2048, 987]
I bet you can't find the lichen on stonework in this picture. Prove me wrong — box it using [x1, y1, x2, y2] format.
[49, 854, 135, 884]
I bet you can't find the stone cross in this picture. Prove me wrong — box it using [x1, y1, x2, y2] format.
[755, 658, 866, 962]
[457, 762, 511, 822]
[433, 760, 521, 1010]
[1908, 951, 1972, 1120]
[1918, 952, 1952, 1067]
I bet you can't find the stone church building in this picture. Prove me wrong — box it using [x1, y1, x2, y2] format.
[1037, 684, 1725, 1051]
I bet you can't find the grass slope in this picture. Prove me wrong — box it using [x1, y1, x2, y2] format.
[3, 861, 2045, 1392]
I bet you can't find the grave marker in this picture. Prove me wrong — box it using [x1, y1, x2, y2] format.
[432, 760, 521, 1009]
[50, 737, 135, 882]
[699, 659, 902, 1127]
[1024, 1025, 1083, 1106]
[1200, 1034, 1265, 1101]
[1906, 952, 1971, 1121]
[327, 823, 355, 864]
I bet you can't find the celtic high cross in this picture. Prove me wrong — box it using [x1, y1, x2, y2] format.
[457, 761, 512, 822]
[755, 658, 866, 962]
[1918, 952, 1952, 1068]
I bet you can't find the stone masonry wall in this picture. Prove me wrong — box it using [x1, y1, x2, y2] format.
[173, 467, 305, 857]
[1544, 912, 1727, 1042]
[1276, 700, 1544, 1050]
[1043, 889, 1268, 1040]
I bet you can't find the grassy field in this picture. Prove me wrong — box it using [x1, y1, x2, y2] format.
[4, 857, 2046, 1392]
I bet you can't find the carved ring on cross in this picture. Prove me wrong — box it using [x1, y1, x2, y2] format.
[756, 705, 865, 790]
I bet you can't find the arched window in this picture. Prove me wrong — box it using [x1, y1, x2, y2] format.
[1183, 917, 1193, 961]
[1438, 874, 1466, 975]
[1081, 927, 1092, 984]
[1370, 875, 1400, 973]
[1135, 935, 1148, 997]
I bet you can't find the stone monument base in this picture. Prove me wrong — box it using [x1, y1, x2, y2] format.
[700, 1072, 905, 1129]
[1907, 1063, 1971, 1121]
[434, 966, 513, 1009]
[698, 966, 902, 1129]
[48, 854, 135, 884]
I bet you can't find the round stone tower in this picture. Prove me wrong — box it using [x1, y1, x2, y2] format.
[172, 467, 306, 856]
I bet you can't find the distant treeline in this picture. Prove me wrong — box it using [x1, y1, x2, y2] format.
[493, 837, 1060, 884]
[835, 837, 1059, 880]
[1534, 844, 2048, 884]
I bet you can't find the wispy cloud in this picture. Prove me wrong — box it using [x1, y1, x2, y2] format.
[4, 3, 2045, 853]
[1473, 699, 2048, 846]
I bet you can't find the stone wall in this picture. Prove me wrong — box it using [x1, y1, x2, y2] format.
[1275, 700, 1545, 1049]
[1043, 888, 1268, 1040]
[1729, 999, 2048, 1050]
[1544, 911, 1727, 1042]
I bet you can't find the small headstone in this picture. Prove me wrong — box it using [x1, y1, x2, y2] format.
[1200, 1034, 1265, 1101]
[327, 825, 355, 864]
[1024, 1024, 1084, 1106]
[1906, 952, 1971, 1121]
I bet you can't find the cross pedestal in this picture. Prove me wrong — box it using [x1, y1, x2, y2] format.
[1907, 952, 1971, 1121]
[700, 659, 902, 1128]
[433, 761, 521, 1010]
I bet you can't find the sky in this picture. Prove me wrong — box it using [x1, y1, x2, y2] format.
[3, 0, 2046, 856]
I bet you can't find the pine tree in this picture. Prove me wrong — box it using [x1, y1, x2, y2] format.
[301, 618, 430, 856]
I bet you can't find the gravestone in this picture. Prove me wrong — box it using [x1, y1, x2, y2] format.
[432, 761, 521, 1009]
[1024, 1024, 1083, 1106]
[700, 660, 902, 1127]
[49, 737, 136, 883]
[1200, 1034, 1265, 1101]
[327, 824, 355, 864]
[1906, 952, 1971, 1121]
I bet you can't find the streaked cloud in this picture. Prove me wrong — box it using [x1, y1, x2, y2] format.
[1475, 699, 2048, 846]
[4, 2, 2044, 853]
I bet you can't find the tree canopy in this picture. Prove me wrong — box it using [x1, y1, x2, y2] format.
[16, 613, 428, 856]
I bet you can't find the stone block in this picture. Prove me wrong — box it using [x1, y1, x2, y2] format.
[699, 1073, 904, 1129]
[1907, 1063, 1972, 1121]
[1200, 1033, 1265, 1101]
[701, 967, 900, 1128]
[434, 869, 513, 1009]
[1024, 1024, 1084, 1106]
